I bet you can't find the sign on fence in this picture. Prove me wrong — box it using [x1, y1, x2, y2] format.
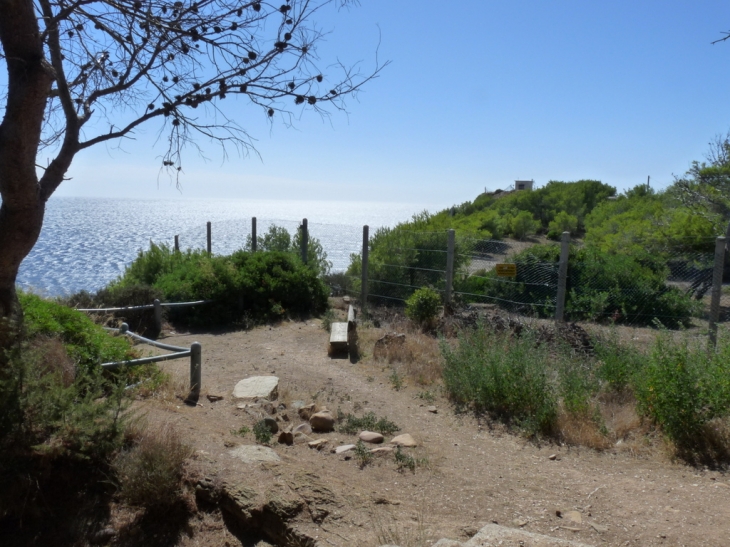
[495, 263, 517, 278]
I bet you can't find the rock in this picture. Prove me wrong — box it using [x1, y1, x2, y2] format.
[293, 422, 313, 435]
[206, 393, 224, 402]
[262, 401, 276, 415]
[294, 432, 313, 444]
[390, 433, 417, 447]
[277, 402, 287, 411]
[549, 453, 558, 460]
[370, 446, 394, 455]
[512, 517, 529, 527]
[589, 522, 608, 533]
[466, 523, 594, 547]
[298, 403, 317, 420]
[229, 445, 280, 464]
[564, 510, 582, 525]
[343, 296, 351, 303]
[308, 439, 328, 449]
[359, 431, 384, 444]
[373, 333, 406, 360]
[278, 431, 294, 445]
[264, 417, 279, 434]
[310, 410, 335, 432]
[432, 540, 464, 547]
[233, 376, 279, 400]
[89, 527, 116, 544]
[335, 444, 356, 454]
[427, 405, 438, 413]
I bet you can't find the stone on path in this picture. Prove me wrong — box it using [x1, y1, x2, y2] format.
[370, 446, 394, 455]
[427, 405, 438, 413]
[206, 393, 224, 402]
[433, 523, 596, 547]
[389, 433, 417, 447]
[359, 431, 384, 444]
[308, 439, 328, 449]
[310, 410, 335, 432]
[293, 422, 312, 435]
[298, 403, 317, 420]
[229, 445, 280, 464]
[335, 444, 356, 454]
[233, 376, 279, 400]
[294, 432, 313, 444]
[278, 430, 293, 445]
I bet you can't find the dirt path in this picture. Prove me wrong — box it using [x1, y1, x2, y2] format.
[133, 318, 730, 547]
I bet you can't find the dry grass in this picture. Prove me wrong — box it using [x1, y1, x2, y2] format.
[28, 336, 76, 387]
[114, 422, 194, 509]
[366, 507, 429, 547]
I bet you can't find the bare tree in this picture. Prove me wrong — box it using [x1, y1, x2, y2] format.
[0, 0, 385, 355]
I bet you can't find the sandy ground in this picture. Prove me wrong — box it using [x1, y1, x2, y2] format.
[129, 311, 730, 547]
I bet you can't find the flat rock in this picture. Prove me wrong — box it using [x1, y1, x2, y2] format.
[229, 445, 280, 464]
[427, 405, 438, 413]
[359, 431, 384, 444]
[335, 444, 356, 454]
[390, 433, 417, 447]
[310, 410, 335, 432]
[293, 422, 312, 435]
[308, 439, 328, 449]
[233, 376, 279, 400]
[466, 523, 595, 547]
[294, 432, 314, 444]
[206, 393, 224, 402]
[370, 446, 394, 455]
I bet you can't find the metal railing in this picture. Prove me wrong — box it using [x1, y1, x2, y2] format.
[76, 298, 209, 332]
[103, 322, 201, 404]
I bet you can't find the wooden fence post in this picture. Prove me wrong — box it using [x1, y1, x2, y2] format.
[186, 342, 202, 404]
[301, 218, 308, 264]
[174, 235, 179, 252]
[709, 236, 726, 349]
[555, 232, 570, 323]
[361, 225, 369, 316]
[206, 221, 212, 255]
[445, 229, 455, 310]
[251, 217, 257, 252]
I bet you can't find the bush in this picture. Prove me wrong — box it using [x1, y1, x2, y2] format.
[634, 336, 730, 449]
[114, 423, 193, 508]
[20, 292, 137, 373]
[441, 328, 557, 436]
[110, 244, 329, 327]
[405, 287, 441, 327]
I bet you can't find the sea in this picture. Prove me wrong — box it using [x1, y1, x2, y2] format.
[16, 197, 437, 297]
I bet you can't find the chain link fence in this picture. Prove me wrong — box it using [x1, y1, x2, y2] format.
[167, 218, 730, 343]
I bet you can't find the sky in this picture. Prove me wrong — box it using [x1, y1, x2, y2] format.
[43, 1, 730, 211]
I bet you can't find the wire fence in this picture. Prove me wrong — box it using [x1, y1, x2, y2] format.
[165, 217, 730, 341]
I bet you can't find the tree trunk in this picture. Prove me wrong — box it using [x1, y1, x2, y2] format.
[0, 0, 55, 361]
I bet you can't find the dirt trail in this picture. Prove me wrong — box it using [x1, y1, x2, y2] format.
[134, 318, 730, 547]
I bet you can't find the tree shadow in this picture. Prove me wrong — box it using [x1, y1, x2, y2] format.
[115, 500, 196, 547]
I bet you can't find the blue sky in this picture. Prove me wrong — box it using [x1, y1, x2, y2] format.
[53, 1, 730, 211]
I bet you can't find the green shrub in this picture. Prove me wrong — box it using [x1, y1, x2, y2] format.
[253, 420, 273, 444]
[593, 331, 645, 391]
[339, 412, 400, 436]
[354, 440, 373, 469]
[0, 337, 130, 463]
[110, 245, 328, 327]
[20, 292, 136, 373]
[441, 328, 557, 436]
[405, 287, 441, 327]
[634, 336, 730, 447]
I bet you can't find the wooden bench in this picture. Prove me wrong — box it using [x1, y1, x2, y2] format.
[329, 305, 356, 353]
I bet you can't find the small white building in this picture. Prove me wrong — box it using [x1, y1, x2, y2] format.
[515, 180, 534, 191]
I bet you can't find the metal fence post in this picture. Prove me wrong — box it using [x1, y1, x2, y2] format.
[174, 235, 179, 252]
[555, 231, 570, 323]
[186, 342, 202, 404]
[445, 229, 455, 310]
[251, 216, 257, 252]
[709, 236, 726, 349]
[206, 221, 212, 255]
[361, 225, 369, 316]
[301, 218, 308, 264]
[153, 299, 163, 332]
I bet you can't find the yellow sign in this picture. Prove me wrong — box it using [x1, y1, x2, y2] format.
[495, 263, 517, 277]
